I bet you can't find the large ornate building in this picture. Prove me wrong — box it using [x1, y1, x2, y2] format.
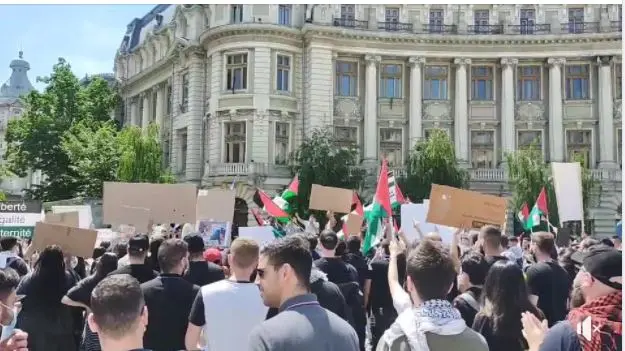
[0, 51, 41, 197]
[115, 4, 622, 236]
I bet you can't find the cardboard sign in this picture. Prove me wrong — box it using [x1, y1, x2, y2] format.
[196, 189, 236, 222]
[344, 213, 364, 236]
[239, 226, 275, 247]
[103, 182, 197, 225]
[30, 222, 97, 258]
[51, 205, 93, 229]
[45, 211, 80, 228]
[426, 184, 507, 229]
[109, 206, 153, 233]
[309, 185, 353, 213]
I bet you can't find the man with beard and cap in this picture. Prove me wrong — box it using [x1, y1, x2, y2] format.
[522, 245, 622, 351]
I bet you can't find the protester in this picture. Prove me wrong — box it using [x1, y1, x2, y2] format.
[503, 235, 524, 267]
[141, 239, 199, 351]
[304, 232, 321, 260]
[183, 233, 224, 286]
[478, 226, 508, 268]
[0, 268, 29, 351]
[147, 235, 164, 272]
[454, 250, 489, 326]
[472, 260, 544, 351]
[313, 230, 358, 285]
[522, 245, 622, 351]
[108, 234, 157, 283]
[16, 245, 78, 351]
[62, 252, 118, 351]
[187, 238, 266, 351]
[87, 275, 149, 351]
[0, 238, 28, 277]
[377, 239, 488, 351]
[249, 235, 359, 351]
[343, 235, 372, 305]
[203, 247, 222, 265]
[610, 235, 621, 250]
[525, 232, 571, 326]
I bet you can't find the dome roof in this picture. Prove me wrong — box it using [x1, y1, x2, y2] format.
[0, 51, 35, 100]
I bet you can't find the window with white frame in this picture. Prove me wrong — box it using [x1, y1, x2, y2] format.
[471, 66, 493, 101]
[385, 7, 400, 22]
[424, 66, 448, 100]
[617, 128, 622, 167]
[517, 66, 541, 101]
[568, 7, 585, 33]
[520, 9, 536, 34]
[224, 122, 246, 163]
[274, 122, 289, 164]
[473, 10, 490, 33]
[276, 55, 291, 92]
[335, 61, 357, 97]
[379, 128, 403, 167]
[565, 65, 590, 100]
[226, 53, 248, 91]
[278, 5, 292, 26]
[181, 73, 189, 113]
[179, 130, 187, 173]
[231, 5, 244, 24]
[517, 130, 543, 152]
[615, 63, 622, 99]
[471, 130, 495, 168]
[379, 64, 402, 98]
[340, 5, 355, 20]
[566, 129, 592, 166]
[429, 9, 444, 33]
[334, 126, 358, 149]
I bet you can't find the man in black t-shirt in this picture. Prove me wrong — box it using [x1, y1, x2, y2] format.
[526, 231, 571, 327]
[454, 250, 489, 326]
[108, 234, 158, 284]
[313, 230, 358, 285]
[183, 234, 224, 286]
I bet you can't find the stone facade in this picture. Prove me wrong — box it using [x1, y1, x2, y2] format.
[115, 4, 623, 236]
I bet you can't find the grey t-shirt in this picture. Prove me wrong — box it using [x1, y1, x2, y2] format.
[248, 294, 359, 351]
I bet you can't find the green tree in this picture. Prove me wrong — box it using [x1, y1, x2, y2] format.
[505, 146, 597, 232]
[397, 130, 469, 203]
[289, 128, 365, 219]
[116, 123, 174, 184]
[4, 59, 118, 201]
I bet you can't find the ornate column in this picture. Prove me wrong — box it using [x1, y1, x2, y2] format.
[454, 58, 471, 164]
[130, 97, 140, 126]
[186, 48, 206, 182]
[597, 56, 616, 168]
[501, 57, 518, 161]
[408, 56, 425, 148]
[547, 57, 566, 162]
[154, 85, 164, 131]
[364, 55, 381, 163]
[141, 93, 150, 131]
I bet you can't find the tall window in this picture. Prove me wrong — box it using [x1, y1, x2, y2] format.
[231, 5, 244, 24]
[335, 61, 357, 97]
[274, 122, 289, 164]
[226, 53, 248, 91]
[424, 66, 448, 100]
[517, 66, 541, 101]
[520, 9, 536, 34]
[278, 5, 291, 26]
[566, 130, 592, 166]
[166, 85, 172, 115]
[429, 9, 444, 33]
[565, 65, 590, 100]
[181, 73, 189, 113]
[179, 130, 187, 173]
[334, 126, 358, 149]
[568, 8, 585, 33]
[276, 55, 290, 92]
[517, 130, 543, 152]
[473, 10, 490, 33]
[340, 5, 355, 20]
[471, 131, 495, 168]
[385, 7, 400, 22]
[379, 128, 403, 167]
[379, 64, 402, 98]
[615, 63, 622, 99]
[471, 66, 493, 101]
[225, 122, 246, 163]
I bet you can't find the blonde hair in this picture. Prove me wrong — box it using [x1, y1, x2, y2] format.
[230, 238, 260, 268]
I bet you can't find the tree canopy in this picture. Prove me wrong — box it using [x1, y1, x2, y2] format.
[116, 124, 174, 184]
[398, 129, 469, 203]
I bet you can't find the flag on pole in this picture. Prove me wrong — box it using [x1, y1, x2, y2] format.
[525, 187, 548, 229]
[362, 160, 392, 254]
[517, 202, 529, 227]
[281, 175, 299, 202]
[230, 176, 238, 190]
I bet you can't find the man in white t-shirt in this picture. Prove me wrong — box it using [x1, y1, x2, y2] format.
[185, 237, 267, 351]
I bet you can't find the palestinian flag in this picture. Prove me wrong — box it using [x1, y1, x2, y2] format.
[525, 187, 549, 229]
[362, 160, 392, 254]
[258, 190, 289, 220]
[251, 208, 266, 226]
[281, 175, 299, 202]
[395, 183, 406, 208]
[517, 202, 529, 227]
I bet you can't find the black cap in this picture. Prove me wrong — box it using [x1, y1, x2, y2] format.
[183, 233, 205, 254]
[127, 234, 149, 254]
[578, 245, 622, 290]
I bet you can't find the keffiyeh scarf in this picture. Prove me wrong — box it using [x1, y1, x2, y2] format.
[382, 299, 468, 351]
[567, 292, 622, 351]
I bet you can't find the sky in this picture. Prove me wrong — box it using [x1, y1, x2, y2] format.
[0, 4, 155, 91]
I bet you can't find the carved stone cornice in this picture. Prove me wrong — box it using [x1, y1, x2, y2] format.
[515, 101, 545, 121]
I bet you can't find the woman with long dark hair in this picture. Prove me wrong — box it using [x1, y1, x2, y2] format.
[472, 260, 544, 351]
[15, 245, 79, 351]
[62, 252, 118, 351]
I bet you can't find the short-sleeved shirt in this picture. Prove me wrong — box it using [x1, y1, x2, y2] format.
[108, 264, 158, 284]
[183, 260, 224, 287]
[525, 261, 572, 326]
[314, 257, 358, 285]
[343, 253, 372, 291]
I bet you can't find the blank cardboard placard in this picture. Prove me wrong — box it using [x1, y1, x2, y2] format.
[551, 162, 584, 225]
[309, 185, 353, 213]
[30, 222, 97, 258]
[426, 184, 507, 229]
[110, 206, 152, 233]
[344, 213, 364, 236]
[238, 226, 275, 247]
[52, 205, 93, 229]
[103, 182, 197, 225]
[45, 211, 80, 228]
[196, 189, 236, 222]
